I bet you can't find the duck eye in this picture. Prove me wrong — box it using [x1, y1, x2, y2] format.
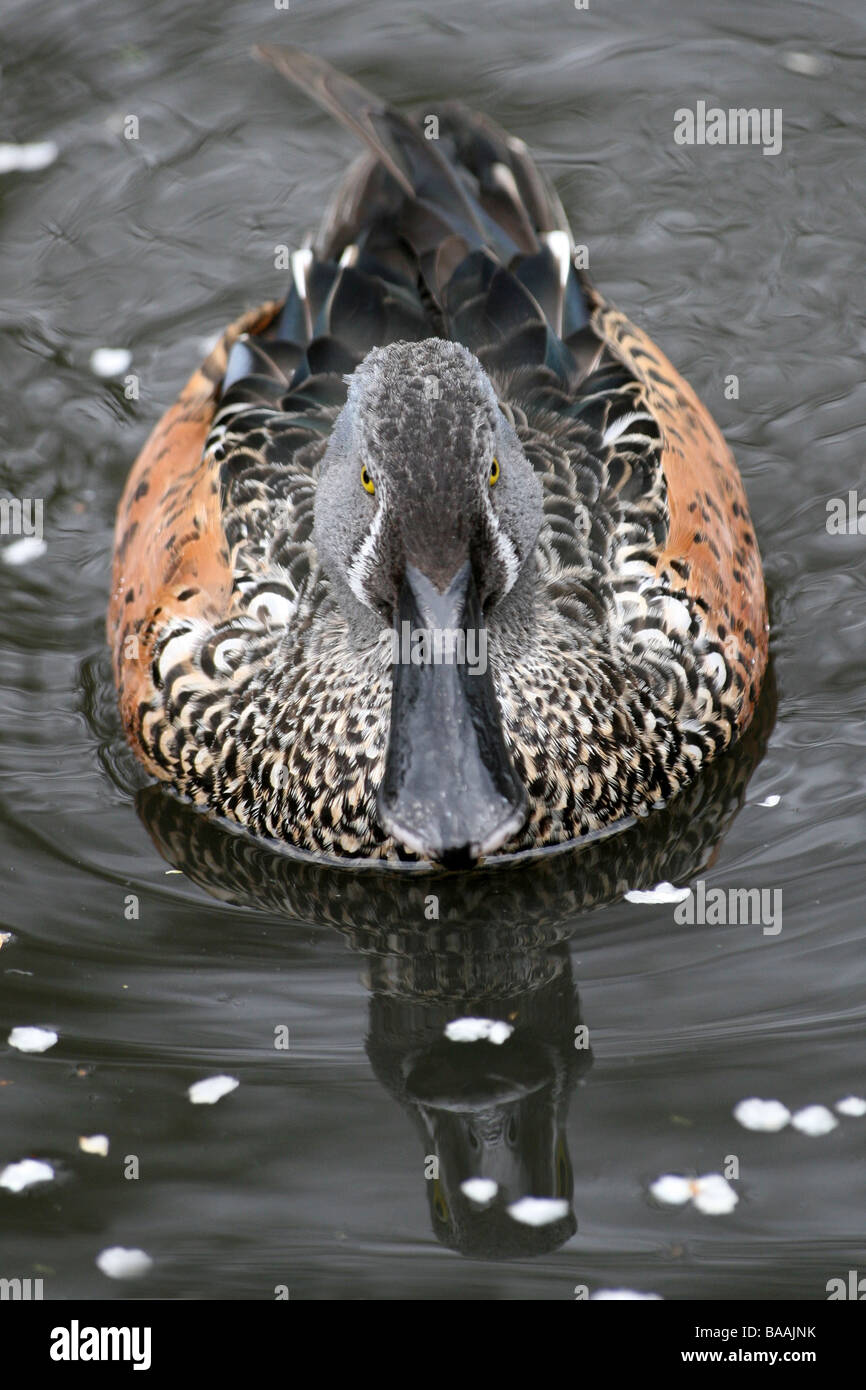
[360, 464, 375, 495]
[489, 456, 500, 486]
[432, 1181, 449, 1224]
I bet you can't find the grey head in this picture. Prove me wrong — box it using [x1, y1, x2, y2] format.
[314, 339, 543, 866]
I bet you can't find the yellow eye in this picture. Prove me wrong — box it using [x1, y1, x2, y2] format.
[489, 457, 500, 486]
[361, 464, 375, 495]
[432, 1180, 450, 1224]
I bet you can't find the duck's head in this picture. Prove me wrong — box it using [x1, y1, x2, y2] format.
[315, 339, 543, 866]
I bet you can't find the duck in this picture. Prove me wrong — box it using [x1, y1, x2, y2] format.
[108, 45, 768, 869]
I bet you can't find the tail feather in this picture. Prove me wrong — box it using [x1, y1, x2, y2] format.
[255, 45, 490, 248]
[232, 45, 596, 404]
[254, 44, 417, 198]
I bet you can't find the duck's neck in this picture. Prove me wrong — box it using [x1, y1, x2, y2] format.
[488, 556, 539, 652]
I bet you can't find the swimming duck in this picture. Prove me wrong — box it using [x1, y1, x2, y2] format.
[108, 46, 768, 868]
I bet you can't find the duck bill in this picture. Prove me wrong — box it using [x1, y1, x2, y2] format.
[377, 562, 527, 866]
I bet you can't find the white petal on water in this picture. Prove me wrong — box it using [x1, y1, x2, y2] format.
[733, 1097, 791, 1132]
[79, 1134, 110, 1157]
[649, 1174, 692, 1205]
[758, 794, 781, 808]
[0, 140, 58, 174]
[791, 1104, 838, 1136]
[461, 1178, 498, 1205]
[96, 1246, 153, 1280]
[0, 1158, 55, 1192]
[89, 347, 132, 378]
[782, 51, 831, 77]
[591, 1289, 663, 1300]
[8, 1025, 58, 1053]
[506, 1196, 569, 1227]
[624, 881, 691, 905]
[507, 1196, 569, 1227]
[2, 537, 47, 567]
[692, 1174, 739, 1215]
[187, 1074, 239, 1105]
[444, 1017, 514, 1045]
[835, 1096, 866, 1118]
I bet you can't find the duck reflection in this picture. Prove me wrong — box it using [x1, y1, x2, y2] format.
[133, 677, 772, 1260]
[365, 941, 584, 1257]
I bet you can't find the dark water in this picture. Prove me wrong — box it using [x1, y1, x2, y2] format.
[1, 0, 865, 1300]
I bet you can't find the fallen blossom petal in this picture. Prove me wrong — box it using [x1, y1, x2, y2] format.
[8, 1026, 58, 1053]
[187, 1074, 239, 1105]
[96, 1247, 153, 1279]
[650, 1174, 692, 1205]
[506, 1197, 569, 1226]
[692, 1174, 738, 1215]
[444, 1017, 513, 1045]
[624, 881, 691, 905]
[733, 1097, 791, 1132]
[461, 1178, 498, 1205]
[89, 347, 132, 378]
[78, 1134, 110, 1157]
[0, 1158, 55, 1192]
[0, 140, 58, 174]
[591, 1289, 662, 1300]
[791, 1105, 838, 1136]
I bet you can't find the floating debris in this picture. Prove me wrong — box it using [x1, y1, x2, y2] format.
[96, 1246, 153, 1280]
[78, 1134, 110, 1157]
[791, 1104, 838, 1136]
[733, 1097, 791, 1132]
[836, 1096, 866, 1118]
[690, 1174, 740, 1215]
[444, 1017, 513, 1045]
[187, 1074, 239, 1105]
[0, 140, 58, 174]
[8, 1025, 58, 1053]
[650, 1173, 738, 1215]
[0, 931, 12, 950]
[460, 1178, 498, 1205]
[2, 537, 47, 567]
[89, 347, 132, 378]
[0, 1158, 55, 1192]
[624, 881, 691, 905]
[758, 794, 781, 808]
[782, 51, 830, 77]
[506, 1196, 569, 1227]
[650, 1174, 692, 1205]
[591, 1289, 662, 1300]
